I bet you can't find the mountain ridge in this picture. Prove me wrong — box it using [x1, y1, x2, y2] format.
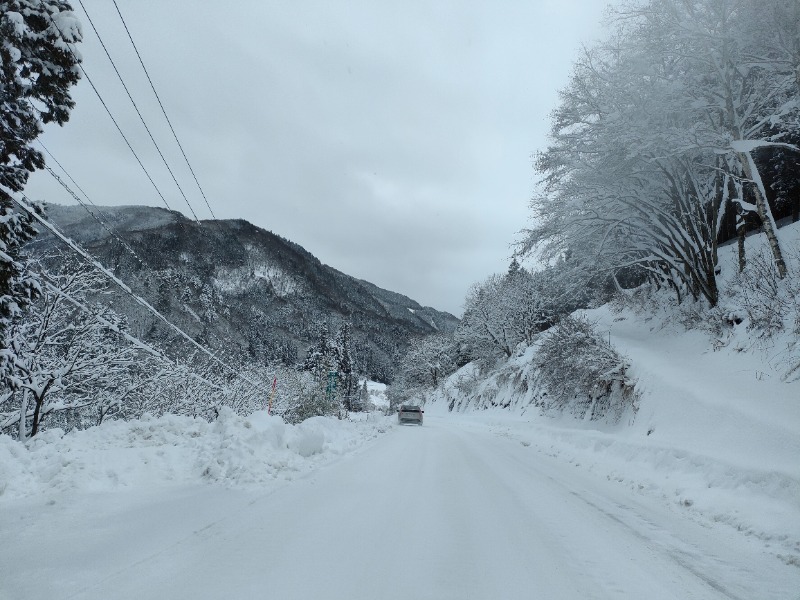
[27, 203, 459, 382]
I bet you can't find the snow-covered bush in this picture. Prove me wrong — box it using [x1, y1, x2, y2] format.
[707, 245, 800, 381]
[725, 249, 798, 338]
[439, 361, 512, 413]
[535, 316, 639, 422]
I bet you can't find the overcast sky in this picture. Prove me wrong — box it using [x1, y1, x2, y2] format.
[26, 0, 614, 316]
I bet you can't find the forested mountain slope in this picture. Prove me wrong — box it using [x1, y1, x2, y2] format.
[27, 203, 458, 382]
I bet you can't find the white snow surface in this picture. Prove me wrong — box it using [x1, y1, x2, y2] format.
[427, 222, 800, 572]
[0, 408, 390, 500]
[1, 413, 797, 599]
[431, 304, 800, 561]
[366, 379, 389, 408]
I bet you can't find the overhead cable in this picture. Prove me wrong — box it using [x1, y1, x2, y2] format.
[38, 141, 145, 268]
[8, 189, 264, 393]
[78, 0, 200, 222]
[45, 11, 174, 212]
[46, 9, 219, 277]
[112, 0, 217, 220]
[39, 141, 230, 334]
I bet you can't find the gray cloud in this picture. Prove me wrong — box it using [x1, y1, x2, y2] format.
[26, 0, 611, 315]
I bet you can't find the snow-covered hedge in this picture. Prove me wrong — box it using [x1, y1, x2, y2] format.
[710, 246, 800, 382]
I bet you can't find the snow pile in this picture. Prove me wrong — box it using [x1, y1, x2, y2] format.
[0, 409, 392, 500]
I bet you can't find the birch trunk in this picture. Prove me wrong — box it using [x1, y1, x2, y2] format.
[739, 151, 787, 278]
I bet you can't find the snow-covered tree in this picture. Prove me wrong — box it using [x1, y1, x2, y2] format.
[302, 323, 332, 376]
[298, 322, 341, 418]
[355, 379, 369, 411]
[0, 0, 81, 193]
[399, 333, 457, 389]
[0, 259, 144, 437]
[1, 0, 82, 382]
[455, 266, 569, 364]
[334, 323, 358, 412]
[456, 275, 514, 362]
[523, 0, 800, 306]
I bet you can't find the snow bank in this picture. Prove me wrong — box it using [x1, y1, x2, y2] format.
[430, 221, 800, 563]
[431, 308, 800, 561]
[0, 409, 392, 500]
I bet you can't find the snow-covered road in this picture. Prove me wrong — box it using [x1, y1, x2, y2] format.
[2, 415, 796, 600]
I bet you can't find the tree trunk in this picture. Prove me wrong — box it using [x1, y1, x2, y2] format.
[711, 161, 724, 268]
[737, 213, 747, 272]
[30, 393, 43, 437]
[18, 391, 27, 441]
[740, 151, 787, 278]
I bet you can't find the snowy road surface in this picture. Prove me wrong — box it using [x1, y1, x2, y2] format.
[2, 415, 796, 600]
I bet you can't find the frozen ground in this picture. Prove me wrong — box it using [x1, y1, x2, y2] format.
[1, 341, 797, 600]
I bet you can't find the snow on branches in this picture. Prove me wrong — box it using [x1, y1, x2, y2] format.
[1, 0, 82, 407]
[524, 0, 800, 307]
[1, 0, 82, 193]
[534, 316, 638, 423]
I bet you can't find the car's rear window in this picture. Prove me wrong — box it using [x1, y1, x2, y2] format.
[401, 407, 421, 412]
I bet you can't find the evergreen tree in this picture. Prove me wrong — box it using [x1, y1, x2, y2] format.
[298, 323, 339, 417]
[1, 1, 82, 384]
[356, 379, 369, 411]
[1, 0, 82, 194]
[335, 323, 357, 412]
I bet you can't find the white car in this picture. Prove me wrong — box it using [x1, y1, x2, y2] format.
[397, 405, 423, 425]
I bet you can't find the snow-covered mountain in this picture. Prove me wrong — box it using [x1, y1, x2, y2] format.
[27, 203, 459, 382]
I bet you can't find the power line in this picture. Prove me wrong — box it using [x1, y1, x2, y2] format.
[8, 189, 265, 393]
[112, 0, 217, 220]
[78, 0, 201, 222]
[37, 270, 226, 393]
[45, 11, 174, 213]
[37, 140, 228, 339]
[22, 11, 263, 399]
[38, 141, 146, 268]
[45, 9, 218, 275]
